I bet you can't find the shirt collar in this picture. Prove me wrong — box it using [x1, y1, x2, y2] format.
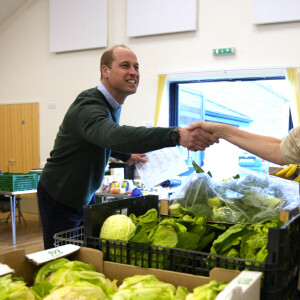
[97, 82, 121, 109]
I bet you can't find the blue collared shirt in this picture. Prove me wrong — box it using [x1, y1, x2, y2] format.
[97, 82, 120, 109]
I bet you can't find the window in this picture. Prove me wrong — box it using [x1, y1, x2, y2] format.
[169, 75, 292, 180]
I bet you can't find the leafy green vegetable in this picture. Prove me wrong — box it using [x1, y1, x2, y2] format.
[212, 206, 236, 223]
[211, 223, 249, 254]
[148, 223, 178, 248]
[207, 197, 223, 209]
[171, 164, 296, 223]
[33, 258, 70, 285]
[99, 215, 137, 264]
[175, 285, 190, 300]
[99, 204, 228, 269]
[215, 174, 288, 223]
[130, 208, 158, 233]
[192, 161, 205, 173]
[32, 258, 117, 299]
[189, 204, 213, 220]
[46, 261, 96, 287]
[169, 203, 182, 218]
[0, 274, 34, 300]
[197, 232, 216, 251]
[43, 281, 107, 300]
[100, 214, 136, 241]
[176, 232, 201, 250]
[113, 274, 177, 300]
[210, 218, 284, 264]
[186, 280, 227, 300]
[129, 225, 151, 244]
[30, 282, 53, 300]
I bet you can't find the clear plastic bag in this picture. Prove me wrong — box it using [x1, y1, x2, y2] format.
[170, 168, 300, 223]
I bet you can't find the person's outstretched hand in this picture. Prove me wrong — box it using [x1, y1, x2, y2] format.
[126, 154, 148, 165]
[187, 121, 214, 132]
[187, 121, 222, 138]
[179, 124, 219, 151]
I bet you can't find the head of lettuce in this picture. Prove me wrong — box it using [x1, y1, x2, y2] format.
[100, 215, 136, 241]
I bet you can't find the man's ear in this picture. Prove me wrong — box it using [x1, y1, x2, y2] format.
[101, 65, 109, 78]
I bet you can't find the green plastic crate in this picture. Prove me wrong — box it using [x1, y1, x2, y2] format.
[0, 173, 38, 192]
[29, 171, 41, 185]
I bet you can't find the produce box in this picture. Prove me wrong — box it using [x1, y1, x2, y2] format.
[0, 245, 262, 300]
[0, 172, 38, 191]
[53, 195, 300, 300]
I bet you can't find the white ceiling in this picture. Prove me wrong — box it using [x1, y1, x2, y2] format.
[0, 0, 28, 25]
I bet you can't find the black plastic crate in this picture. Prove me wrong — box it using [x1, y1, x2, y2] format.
[54, 195, 300, 300]
[83, 195, 159, 239]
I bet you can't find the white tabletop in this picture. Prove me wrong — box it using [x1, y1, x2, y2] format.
[0, 190, 37, 196]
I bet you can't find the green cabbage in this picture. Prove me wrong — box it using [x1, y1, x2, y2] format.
[100, 215, 136, 241]
[99, 215, 137, 264]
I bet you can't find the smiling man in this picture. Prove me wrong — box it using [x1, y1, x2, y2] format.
[101, 45, 140, 104]
[37, 45, 218, 249]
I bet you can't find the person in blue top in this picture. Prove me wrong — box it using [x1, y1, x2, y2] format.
[38, 45, 218, 249]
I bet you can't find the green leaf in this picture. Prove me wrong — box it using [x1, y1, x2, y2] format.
[136, 208, 159, 232]
[176, 232, 201, 250]
[129, 225, 151, 244]
[149, 225, 178, 248]
[197, 232, 215, 251]
[210, 223, 249, 254]
[176, 286, 190, 300]
[192, 160, 205, 173]
[30, 282, 54, 300]
[33, 258, 70, 285]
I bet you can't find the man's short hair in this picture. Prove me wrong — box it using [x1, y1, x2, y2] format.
[100, 45, 129, 79]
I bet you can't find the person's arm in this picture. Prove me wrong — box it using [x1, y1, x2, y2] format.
[72, 94, 219, 154]
[188, 121, 285, 165]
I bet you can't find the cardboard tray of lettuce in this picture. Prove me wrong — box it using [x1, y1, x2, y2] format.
[1, 247, 247, 300]
[169, 162, 300, 224]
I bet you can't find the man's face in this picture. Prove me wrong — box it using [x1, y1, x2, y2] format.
[102, 47, 140, 104]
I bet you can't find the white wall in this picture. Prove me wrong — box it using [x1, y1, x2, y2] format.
[1, 0, 300, 166]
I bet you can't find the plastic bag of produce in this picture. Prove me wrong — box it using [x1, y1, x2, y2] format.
[170, 172, 243, 223]
[170, 167, 300, 224]
[215, 168, 300, 223]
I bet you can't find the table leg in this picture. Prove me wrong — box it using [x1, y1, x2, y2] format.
[9, 195, 16, 245]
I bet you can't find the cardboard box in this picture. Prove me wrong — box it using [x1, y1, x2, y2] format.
[0, 246, 261, 299]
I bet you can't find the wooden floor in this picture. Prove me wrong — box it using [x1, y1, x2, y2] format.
[0, 211, 44, 255]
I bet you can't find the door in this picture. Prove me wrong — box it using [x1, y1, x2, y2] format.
[0, 103, 40, 173]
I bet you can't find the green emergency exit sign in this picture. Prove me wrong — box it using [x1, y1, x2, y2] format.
[213, 47, 235, 55]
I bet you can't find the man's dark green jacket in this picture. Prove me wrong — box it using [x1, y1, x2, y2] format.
[40, 87, 176, 208]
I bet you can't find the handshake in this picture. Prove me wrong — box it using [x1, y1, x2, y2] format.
[179, 121, 220, 151]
